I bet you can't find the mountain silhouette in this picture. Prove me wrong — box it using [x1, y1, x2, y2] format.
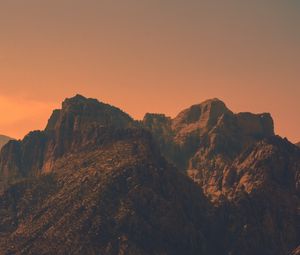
[0, 95, 299, 255]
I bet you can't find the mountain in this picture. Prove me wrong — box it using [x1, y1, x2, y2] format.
[0, 135, 13, 150]
[143, 98, 300, 254]
[0, 126, 216, 255]
[216, 136, 300, 254]
[0, 95, 299, 255]
[296, 142, 300, 148]
[0, 95, 216, 254]
[143, 98, 275, 199]
[0, 94, 135, 189]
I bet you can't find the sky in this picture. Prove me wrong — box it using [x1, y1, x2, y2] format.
[0, 0, 299, 142]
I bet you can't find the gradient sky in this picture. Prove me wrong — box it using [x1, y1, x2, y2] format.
[0, 0, 299, 142]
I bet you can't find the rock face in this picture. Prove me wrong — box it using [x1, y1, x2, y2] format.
[0, 128, 216, 255]
[216, 136, 300, 255]
[292, 246, 300, 255]
[0, 135, 13, 150]
[0, 95, 135, 189]
[0, 95, 216, 255]
[143, 98, 300, 254]
[0, 95, 299, 255]
[143, 98, 275, 199]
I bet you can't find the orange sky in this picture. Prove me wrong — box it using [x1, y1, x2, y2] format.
[0, 1, 299, 142]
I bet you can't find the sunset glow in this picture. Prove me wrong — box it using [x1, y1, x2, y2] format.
[0, 1, 299, 141]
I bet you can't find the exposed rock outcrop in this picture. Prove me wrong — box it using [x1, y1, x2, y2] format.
[143, 99, 300, 255]
[216, 136, 300, 255]
[0, 95, 299, 255]
[143, 98, 275, 199]
[291, 246, 300, 255]
[0, 95, 135, 189]
[0, 113, 215, 255]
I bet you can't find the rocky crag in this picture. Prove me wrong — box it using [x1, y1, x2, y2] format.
[144, 98, 300, 254]
[0, 95, 299, 255]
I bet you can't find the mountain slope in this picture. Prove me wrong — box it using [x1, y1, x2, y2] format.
[0, 95, 299, 255]
[143, 98, 275, 199]
[0, 135, 13, 150]
[0, 123, 215, 255]
[0, 95, 135, 190]
[143, 98, 300, 254]
[217, 136, 300, 255]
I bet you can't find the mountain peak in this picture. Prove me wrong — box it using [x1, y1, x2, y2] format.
[201, 97, 224, 103]
[61, 94, 100, 111]
[193, 98, 228, 110]
[67, 94, 87, 101]
[173, 98, 232, 130]
[1, 94, 299, 255]
[46, 95, 133, 131]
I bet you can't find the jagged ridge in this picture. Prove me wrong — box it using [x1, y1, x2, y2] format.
[143, 98, 275, 198]
[0, 95, 299, 255]
[0, 111, 215, 255]
[0, 95, 136, 189]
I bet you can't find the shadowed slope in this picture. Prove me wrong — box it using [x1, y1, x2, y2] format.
[0, 130, 215, 255]
[215, 136, 300, 255]
[143, 98, 275, 198]
[0, 95, 299, 255]
[143, 98, 300, 255]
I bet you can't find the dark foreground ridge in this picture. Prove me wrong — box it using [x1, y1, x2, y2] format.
[0, 95, 299, 255]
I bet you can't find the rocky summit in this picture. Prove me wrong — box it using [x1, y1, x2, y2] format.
[143, 98, 275, 199]
[0, 95, 135, 190]
[0, 95, 299, 255]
